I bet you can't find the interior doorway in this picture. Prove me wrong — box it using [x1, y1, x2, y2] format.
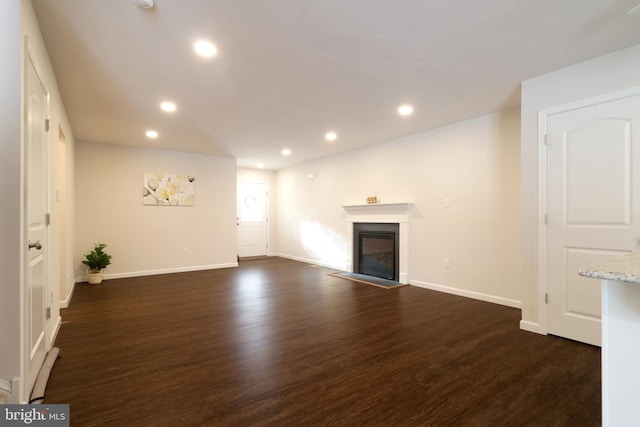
[24, 45, 50, 400]
[237, 181, 268, 258]
[545, 93, 640, 346]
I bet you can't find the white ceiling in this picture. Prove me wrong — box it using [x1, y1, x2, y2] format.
[32, 0, 640, 170]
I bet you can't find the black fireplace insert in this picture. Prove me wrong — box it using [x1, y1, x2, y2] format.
[353, 223, 399, 281]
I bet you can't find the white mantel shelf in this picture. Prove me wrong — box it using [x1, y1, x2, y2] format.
[342, 203, 413, 223]
[342, 202, 412, 284]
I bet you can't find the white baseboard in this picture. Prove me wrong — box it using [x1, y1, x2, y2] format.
[271, 253, 344, 271]
[273, 256, 522, 309]
[410, 279, 522, 309]
[519, 320, 545, 335]
[74, 262, 239, 283]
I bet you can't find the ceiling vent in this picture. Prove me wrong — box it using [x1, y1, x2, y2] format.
[134, 0, 156, 8]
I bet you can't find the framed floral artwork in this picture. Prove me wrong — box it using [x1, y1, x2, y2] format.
[143, 173, 195, 206]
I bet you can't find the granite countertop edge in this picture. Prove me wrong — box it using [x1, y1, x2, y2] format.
[578, 253, 640, 285]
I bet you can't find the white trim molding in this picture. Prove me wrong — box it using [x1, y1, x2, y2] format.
[74, 262, 239, 283]
[412, 279, 522, 309]
[273, 253, 345, 271]
[519, 320, 544, 334]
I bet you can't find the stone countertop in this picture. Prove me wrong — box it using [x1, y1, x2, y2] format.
[578, 253, 640, 284]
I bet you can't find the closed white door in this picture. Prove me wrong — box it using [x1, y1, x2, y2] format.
[546, 95, 640, 346]
[237, 182, 268, 258]
[25, 51, 50, 396]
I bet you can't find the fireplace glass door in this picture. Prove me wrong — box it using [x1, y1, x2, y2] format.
[353, 223, 399, 281]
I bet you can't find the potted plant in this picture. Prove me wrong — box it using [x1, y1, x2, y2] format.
[82, 243, 112, 284]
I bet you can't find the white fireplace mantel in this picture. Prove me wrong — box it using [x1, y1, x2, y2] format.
[342, 202, 412, 284]
[341, 202, 413, 223]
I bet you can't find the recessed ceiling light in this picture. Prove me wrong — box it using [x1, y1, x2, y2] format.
[194, 40, 217, 58]
[627, 4, 640, 14]
[145, 130, 158, 139]
[134, 0, 156, 8]
[160, 101, 176, 112]
[281, 148, 291, 156]
[398, 105, 414, 116]
[256, 162, 265, 169]
[325, 132, 337, 141]
[627, 4, 640, 15]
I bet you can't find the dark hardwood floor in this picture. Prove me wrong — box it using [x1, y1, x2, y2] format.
[45, 257, 600, 426]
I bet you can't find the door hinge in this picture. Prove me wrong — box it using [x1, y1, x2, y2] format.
[544, 214, 548, 225]
[544, 134, 549, 145]
[46, 307, 51, 319]
[45, 118, 50, 132]
[45, 213, 51, 226]
[545, 293, 548, 304]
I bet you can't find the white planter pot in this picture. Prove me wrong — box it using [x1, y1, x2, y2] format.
[87, 271, 103, 285]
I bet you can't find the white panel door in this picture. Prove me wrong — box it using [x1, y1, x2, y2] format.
[237, 182, 268, 258]
[546, 95, 640, 346]
[25, 52, 50, 396]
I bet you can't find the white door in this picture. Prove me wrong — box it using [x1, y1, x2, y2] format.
[25, 52, 50, 396]
[546, 95, 640, 346]
[237, 182, 268, 258]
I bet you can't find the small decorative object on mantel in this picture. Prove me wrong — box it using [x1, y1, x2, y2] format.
[366, 196, 379, 204]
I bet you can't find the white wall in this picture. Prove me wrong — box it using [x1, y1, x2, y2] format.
[0, 0, 22, 403]
[0, 0, 75, 403]
[75, 142, 237, 280]
[276, 108, 522, 307]
[22, 0, 76, 346]
[237, 168, 278, 255]
[520, 43, 640, 332]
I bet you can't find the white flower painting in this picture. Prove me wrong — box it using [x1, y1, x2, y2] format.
[143, 173, 195, 206]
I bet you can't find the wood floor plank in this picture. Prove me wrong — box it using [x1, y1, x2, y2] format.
[45, 257, 600, 426]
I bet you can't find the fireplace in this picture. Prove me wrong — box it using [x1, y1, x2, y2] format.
[353, 223, 399, 281]
[342, 202, 412, 284]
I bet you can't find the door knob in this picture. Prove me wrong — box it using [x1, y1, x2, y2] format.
[28, 240, 42, 250]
